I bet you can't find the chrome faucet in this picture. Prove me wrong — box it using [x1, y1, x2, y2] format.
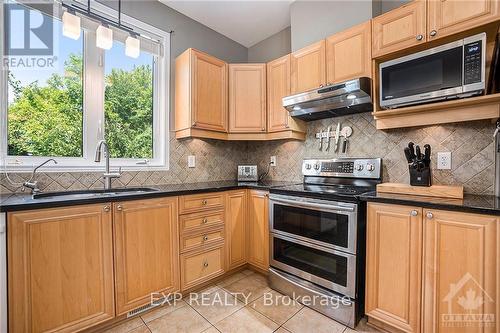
[23, 158, 58, 194]
[94, 140, 122, 190]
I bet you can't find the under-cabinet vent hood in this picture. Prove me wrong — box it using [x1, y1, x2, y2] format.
[283, 77, 373, 121]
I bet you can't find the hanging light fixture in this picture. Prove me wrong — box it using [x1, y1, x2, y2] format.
[96, 24, 113, 50]
[62, 10, 81, 40]
[125, 35, 140, 58]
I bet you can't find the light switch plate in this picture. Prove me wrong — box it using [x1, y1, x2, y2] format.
[437, 152, 452, 170]
[270, 156, 277, 167]
[188, 155, 196, 168]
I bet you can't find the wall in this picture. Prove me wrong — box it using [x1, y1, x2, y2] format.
[247, 115, 496, 195]
[0, 0, 249, 194]
[290, 0, 374, 51]
[381, 0, 411, 14]
[247, 27, 291, 63]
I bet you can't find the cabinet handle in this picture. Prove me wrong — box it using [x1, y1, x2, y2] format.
[262, 127, 265, 131]
[203, 260, 209, 268]
[103, 205, 110, 212]
[202, 199, 208, 206]
[203, 235, 209, 241]
[416, 34, 424, 41]
[202, 218, 208, 224]
[410, 210, 418, 217]
[430, 30, 437, 37]
[116, 205, 123, 211]
[192, 122, 197, 127]
[426, 212, 434, 219]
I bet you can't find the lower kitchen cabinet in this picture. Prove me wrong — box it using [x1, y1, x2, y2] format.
[225, 190, 247, 269]
[8, 204, 115, 333]
[366, 202, 499, 333]
[422, 209, 499, 333]
[180, 244, 225, 290]
[365, 203, 423, 333]
[247, 190, 269, 271]
[113, 198, 180, 315]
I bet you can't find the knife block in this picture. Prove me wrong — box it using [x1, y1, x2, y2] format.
[409, 166, 432, 187]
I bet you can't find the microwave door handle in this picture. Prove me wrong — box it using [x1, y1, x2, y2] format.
[270, 197, 355, 213]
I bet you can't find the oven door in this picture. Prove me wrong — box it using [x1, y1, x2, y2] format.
[270, 233, 356, 298]
[269, 194, 357, 254]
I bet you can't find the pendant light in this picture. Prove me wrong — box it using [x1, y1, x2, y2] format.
[96, 24, 113, 50]
[125, 35, 140, 58]
[62, 10, 81, 40]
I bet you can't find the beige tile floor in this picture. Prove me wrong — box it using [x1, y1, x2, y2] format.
[103, 270, 381, 333]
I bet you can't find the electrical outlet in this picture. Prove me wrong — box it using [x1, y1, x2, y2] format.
[437, 152, 452, 170]
[188, 155, 196, 168]
[270, 156, 277, 167]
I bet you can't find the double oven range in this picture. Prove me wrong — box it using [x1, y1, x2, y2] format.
[268, 158, 382, 328]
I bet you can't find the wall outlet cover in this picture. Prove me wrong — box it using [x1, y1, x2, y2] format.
[437, 152, 452, 170]
[188, 155, 196, 168]
[270, 156, 277, 167]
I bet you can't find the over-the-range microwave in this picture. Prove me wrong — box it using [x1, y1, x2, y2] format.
[379, 32, 486, 109]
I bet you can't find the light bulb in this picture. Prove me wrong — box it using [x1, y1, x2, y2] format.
[62, 11, 81, 40]
[96, 25, 113, 50]
[125, 35, 140, 58]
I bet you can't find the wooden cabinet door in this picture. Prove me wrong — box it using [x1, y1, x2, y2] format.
[326, 21, 372, 84]
[229, 64, 267, 133]
[365, 203, 422, 333]
[422, 209, 498, 333]
[8, 204, 115, 333]
[372, 0, 427, 58]
[191, 49, 228, 132]
[225, 190, 247, 269]
[267, 55, 291, 132]
[247, 190, 269, 271]
[113, 197, 180, 315]
[290, 40, 326, 94]
[428, 0, 500, 41]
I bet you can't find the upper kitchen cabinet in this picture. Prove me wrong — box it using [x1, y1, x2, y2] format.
[8, 204, 115, 333]
[113, 198, 180, 315]
[267, 55, 306, 133]
[428, 0, 500, 41]
[175, 48, 228, 137]
[326, 21, 372, 84]
[290, 40, 326, 94]
[229, 64, 267, 133]
[372, 0, 427, 58]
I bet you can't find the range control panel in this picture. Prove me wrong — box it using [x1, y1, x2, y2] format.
[302, 158, 382, 179]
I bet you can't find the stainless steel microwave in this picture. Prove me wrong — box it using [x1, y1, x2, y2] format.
[379, 33, 486, 109]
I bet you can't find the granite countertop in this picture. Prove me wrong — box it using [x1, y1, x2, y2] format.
[0, 180, 298, 212]
[360, 191, 500, 216]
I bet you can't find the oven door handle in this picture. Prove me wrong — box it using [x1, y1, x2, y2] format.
[270, 197, 355, 213]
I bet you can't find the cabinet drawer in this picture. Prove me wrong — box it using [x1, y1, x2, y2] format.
[180, 210, 224, 233]
[181, 245, 225, 290]
[180, 227, 224, 253]
[179, 193, 224, 214]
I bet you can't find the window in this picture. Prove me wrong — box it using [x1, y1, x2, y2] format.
[0, 0, 169, 171]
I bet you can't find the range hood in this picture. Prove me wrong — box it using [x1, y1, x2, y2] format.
[282, 77, 373, 121]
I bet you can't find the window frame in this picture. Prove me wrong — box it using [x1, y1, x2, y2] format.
[0, 0, 170, 172]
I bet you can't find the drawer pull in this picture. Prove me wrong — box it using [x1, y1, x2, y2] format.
[202, 218, 208, 224]
[202, 199, 208, 206]
[103, 205, 110, 212]
[116, 205, 123, 211]
[203, 260, 209, 268]
[203, 235, 209, 241]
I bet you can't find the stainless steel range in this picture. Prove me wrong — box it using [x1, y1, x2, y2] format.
[268, 158, 382, 328]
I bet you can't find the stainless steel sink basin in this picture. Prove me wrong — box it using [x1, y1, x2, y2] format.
[32, 187, 159, 200]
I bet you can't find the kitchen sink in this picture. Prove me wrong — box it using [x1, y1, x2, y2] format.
[32, 187, 159, 200]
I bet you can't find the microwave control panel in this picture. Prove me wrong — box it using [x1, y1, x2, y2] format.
[464, 41, 482, 85]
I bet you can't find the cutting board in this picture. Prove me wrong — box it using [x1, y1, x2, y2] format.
[376, 183, 464, 199]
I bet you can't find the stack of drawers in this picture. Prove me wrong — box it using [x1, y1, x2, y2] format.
[179, 192, 226, 290]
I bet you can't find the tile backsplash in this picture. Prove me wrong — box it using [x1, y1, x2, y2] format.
[1, 114, 497, 195]
[247, 113, 497, 195]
